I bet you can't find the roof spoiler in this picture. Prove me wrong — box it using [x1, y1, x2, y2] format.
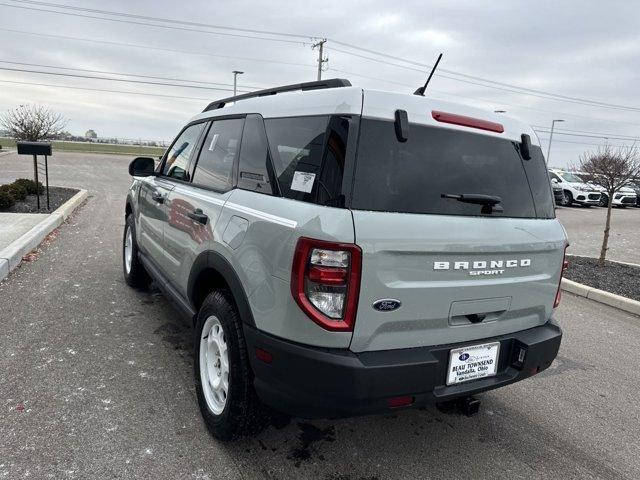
[203, 78, 352, 112]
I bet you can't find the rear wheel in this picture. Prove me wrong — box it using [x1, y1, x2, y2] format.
[123, 214, 151, 289]
[194, 291, 266, 441]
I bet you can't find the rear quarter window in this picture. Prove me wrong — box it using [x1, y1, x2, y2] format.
[264, 115, 350, 207]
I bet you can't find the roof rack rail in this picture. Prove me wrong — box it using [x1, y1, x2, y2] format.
[202, 78, 351, 112]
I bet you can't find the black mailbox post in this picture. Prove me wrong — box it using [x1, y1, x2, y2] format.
[16, 141, 52, 210]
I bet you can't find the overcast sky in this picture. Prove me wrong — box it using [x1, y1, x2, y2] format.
[1, 0, 639, 167]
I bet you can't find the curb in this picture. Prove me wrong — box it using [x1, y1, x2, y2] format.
[561, 278, 640, 316]
[0, 189, 88, 282]
[566, 253, 640, 269]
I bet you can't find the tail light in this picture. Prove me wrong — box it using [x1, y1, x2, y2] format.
[553, 246, 569, 308]
[291, 237, 362, 331]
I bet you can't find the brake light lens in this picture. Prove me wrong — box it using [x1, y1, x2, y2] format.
[291, 237, 362, 331]
[553, 246, 569, 308]
[432, 110, 504, 133]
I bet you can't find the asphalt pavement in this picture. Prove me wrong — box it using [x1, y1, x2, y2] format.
[556, 204, 640, 264]
[1, 152, 639, 479]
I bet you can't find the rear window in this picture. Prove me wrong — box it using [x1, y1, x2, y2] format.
[351, 119, 554, 218]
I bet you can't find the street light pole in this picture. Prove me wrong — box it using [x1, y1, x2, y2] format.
[232, 70, 244, 96]
[546, 119, 564, 164]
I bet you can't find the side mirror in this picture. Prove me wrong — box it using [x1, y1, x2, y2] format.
[129, 157, 156, 177]
[520, 133, 532, 160]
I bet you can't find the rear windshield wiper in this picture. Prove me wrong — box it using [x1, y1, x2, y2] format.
[441, 193, 504, 213]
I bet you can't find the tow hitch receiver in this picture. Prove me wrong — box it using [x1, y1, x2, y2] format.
[436, 396, 481, 417]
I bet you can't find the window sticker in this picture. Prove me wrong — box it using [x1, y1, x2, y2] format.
[291, 171, 316, 193]
[208, 133, 220, 151]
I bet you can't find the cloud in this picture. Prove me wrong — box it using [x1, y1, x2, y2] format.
[0, 0, 636, 167]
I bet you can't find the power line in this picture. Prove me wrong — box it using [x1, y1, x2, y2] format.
[0, 59, 264, 89]
[5, 0, 638, 114]
[0, 66, 257, 92]
[534, 128, 639, 142]
[536, 136, 636, 148]
[5, 0, 639, 114]
[532, 125, 639, 140]
[0, 78, 210, 101]
[9, 0, 316, 40]
[0, 2, 307, 45]
[326, 46, 640, 113]
[328, 66, 640, 129]
[0, 27, 316, 69]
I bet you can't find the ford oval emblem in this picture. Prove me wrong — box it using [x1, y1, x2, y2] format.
[372, 299, 401, 312]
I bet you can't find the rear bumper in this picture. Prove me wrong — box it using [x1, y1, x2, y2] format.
[245, 320, 562, 419]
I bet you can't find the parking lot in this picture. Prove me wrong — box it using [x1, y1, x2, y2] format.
[556, 205, 640, 264]
[1, 151, 640, 479]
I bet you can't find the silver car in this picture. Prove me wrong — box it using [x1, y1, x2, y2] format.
[123, 79, 566, 440]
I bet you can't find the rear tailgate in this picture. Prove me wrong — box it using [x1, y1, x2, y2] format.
[350, 212, 565, 352]
[348, 95, 566, 352]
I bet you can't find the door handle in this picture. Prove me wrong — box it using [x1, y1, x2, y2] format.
[187, 208, 208, 225]
[151, 192, 165, 204]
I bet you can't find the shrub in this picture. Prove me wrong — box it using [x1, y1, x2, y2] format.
[13, 178, 44, 195]
[0, 190, 15, 210]
[0, 182, 27, 201]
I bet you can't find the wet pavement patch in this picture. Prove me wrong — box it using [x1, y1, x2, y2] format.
[287, 422, 335, 466]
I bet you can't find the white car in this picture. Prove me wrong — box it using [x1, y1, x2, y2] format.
[571, 172, 638, 207]
[548, 169, 601, 207]
[610, 185, 638, 207]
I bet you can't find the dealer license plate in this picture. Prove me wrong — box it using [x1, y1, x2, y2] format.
[446, 342, 500, 386]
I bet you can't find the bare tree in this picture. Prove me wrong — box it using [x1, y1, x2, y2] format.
[577, 144, 640, 266]
[0, 104, 67, 141]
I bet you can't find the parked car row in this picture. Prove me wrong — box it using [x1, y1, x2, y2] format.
[548, 168, 639, 208]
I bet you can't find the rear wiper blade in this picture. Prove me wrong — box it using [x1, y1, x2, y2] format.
[441, 193, 503, 213]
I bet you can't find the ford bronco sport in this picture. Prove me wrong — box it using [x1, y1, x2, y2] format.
[123, 79, 566, 441]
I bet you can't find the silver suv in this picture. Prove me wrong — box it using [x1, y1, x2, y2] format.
[123, 79, 566, 441]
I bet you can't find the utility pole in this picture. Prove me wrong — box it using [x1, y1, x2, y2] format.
[312, 39, 327, 81]
[232, 70, 244, 96]
[546, 119, 564, 164]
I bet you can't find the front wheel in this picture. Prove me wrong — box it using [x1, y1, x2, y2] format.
[563, 190, 573, 206]
[194, 291, 267, 441]
[599, 194, 608, 207]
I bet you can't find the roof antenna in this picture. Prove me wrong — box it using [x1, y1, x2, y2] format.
[414, 53, 443, 96]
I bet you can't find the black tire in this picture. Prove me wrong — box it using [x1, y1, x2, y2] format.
[123, 214, 151, 289]
[563, 190, 573, 206]
[599, 194, 608, 207]
[194, 290, 266, 441]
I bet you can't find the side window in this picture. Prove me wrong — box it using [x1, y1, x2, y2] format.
[192, 118, 244, 192]
[264, 115, 349, 206]
[161, 123, 206, 181]
[237, 114, 273, 195]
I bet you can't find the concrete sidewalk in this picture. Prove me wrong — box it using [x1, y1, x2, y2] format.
[0, 189, 88, 281]
[0, 212, 50, 248]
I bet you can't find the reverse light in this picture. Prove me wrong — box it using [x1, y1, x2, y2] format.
[553, 246, 569, 308]
[291, 237, 362, 331]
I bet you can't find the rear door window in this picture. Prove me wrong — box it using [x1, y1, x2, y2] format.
[192, 118, 244, 192]
[351, 119, 553, 218]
